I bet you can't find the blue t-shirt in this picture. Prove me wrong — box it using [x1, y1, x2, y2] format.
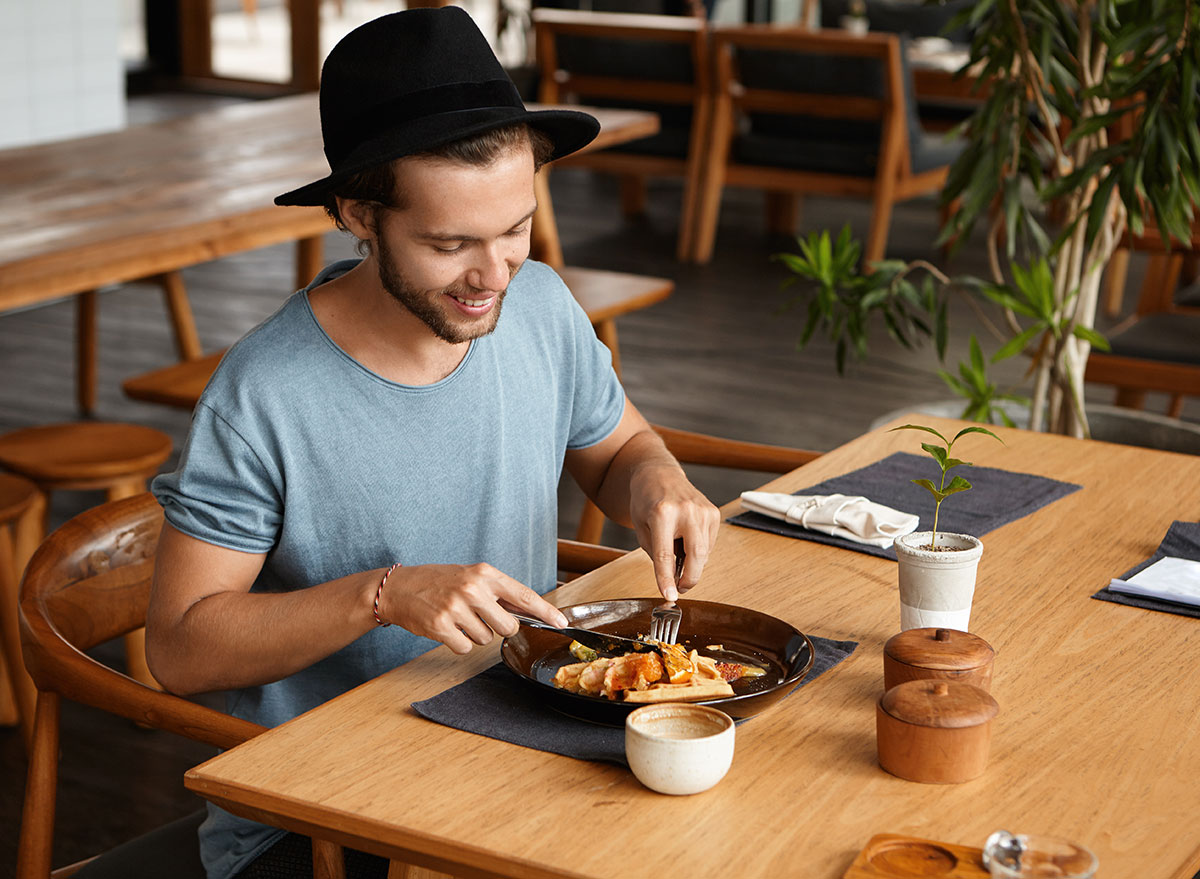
[152, 258, 625, 879]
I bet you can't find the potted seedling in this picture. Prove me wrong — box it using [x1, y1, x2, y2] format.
[889, 423, 1002, 632]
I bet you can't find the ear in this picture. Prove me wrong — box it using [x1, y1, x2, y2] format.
[337, 197, 378, 243]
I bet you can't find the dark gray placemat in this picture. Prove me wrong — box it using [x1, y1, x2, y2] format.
[1091, 520, 1200, 618]
[411, 636, 857, 766]
[727, 451, 1081, 560]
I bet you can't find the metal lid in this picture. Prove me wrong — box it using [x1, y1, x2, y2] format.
[884, 627, 996, 672]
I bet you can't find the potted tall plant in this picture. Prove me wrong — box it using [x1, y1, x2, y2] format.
[777, 0, 1200, 438]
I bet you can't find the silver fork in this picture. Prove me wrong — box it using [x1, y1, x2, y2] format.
[650, 602, 681, 644]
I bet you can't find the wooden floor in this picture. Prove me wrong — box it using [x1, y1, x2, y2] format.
[0, 90, 1193, 876]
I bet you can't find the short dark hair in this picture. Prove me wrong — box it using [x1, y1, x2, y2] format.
[324, 123, 554, 233]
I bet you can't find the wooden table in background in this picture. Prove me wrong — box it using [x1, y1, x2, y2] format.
[186, 415, 1200, 879]
[0, 95, 658, 412]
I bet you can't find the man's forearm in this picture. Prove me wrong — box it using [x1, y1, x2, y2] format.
[589, 427, 685, 528]
[148, 561, 381, 696]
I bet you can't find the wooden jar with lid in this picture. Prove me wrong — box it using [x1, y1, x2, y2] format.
[884, 627, 996, 692]
[876, 679, 999, 783]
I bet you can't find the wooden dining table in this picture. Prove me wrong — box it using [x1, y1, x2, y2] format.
[184, 415, 1200, 879]
[0, 93, 659, 412]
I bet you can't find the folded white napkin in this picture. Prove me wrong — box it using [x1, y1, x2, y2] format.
[1108, 556, 1200, 608]
[740, 491, 919, 548]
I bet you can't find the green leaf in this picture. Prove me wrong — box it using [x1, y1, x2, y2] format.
[911, 478, 941, 499]
[890, 424, 950, 444]
[938, 369, 972, 397]
[1072, 324, 1111, 351]
[982, 285, 1040, 318]
[921, 442, 949, 468]
[1084, 172, 1118, 255]
[941, 475, 974, 496]
[969, 334, 986, 374]
[952, 426, 1005, 445]
[992, 324, 1045, 362]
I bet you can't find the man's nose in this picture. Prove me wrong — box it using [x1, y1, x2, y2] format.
[470, 240, 520, 292]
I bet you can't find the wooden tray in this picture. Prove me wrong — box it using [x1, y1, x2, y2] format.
[844, 833, 990, 878]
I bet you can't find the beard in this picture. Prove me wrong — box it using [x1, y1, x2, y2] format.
[375, 232, 510, 345]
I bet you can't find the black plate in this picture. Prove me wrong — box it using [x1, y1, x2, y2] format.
[500, 598, 815, 726]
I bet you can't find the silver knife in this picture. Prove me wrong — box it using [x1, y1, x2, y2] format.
[510, 612, 656, 656]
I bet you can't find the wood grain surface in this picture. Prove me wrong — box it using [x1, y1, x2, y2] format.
[185, 416, 1200, 879]
[0, 96, 659, 313]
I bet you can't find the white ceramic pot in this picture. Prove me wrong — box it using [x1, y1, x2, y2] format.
[893, 531, 983, 632]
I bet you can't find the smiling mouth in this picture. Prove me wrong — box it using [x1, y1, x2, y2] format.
[450, 293, 493, 307]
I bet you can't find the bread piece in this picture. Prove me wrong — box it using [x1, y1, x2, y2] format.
[622, 679, 734, 703]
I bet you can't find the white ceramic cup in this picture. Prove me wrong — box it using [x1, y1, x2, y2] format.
[624, 703, 735, 796]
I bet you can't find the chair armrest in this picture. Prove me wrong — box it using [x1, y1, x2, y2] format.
[651, 424, 822, 473]
[557, 538, 627, 575]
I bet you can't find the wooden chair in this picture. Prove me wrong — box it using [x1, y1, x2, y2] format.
[0, 472, 41, 750]
[573, 423, 823, 544]
[533, 7, 712, 260]
[690, 26, 962, 265]
[0, 422, 173, 694]
[1083, 312, 1200, 418]
[15, 491, 623, 878]
[15, 493, 263, 878]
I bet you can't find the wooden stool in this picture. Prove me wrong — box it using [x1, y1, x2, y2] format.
[0, 422, 173, 691]
[0, 472, 41, 750]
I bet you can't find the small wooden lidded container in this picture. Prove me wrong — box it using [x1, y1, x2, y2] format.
[884, 627, 996, 692]
[877, 679, 999, 783]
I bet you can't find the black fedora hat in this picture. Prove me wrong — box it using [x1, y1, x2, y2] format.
[275, 7, 599, 207]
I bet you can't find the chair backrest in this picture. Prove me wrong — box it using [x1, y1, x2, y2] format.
[19, 492, 263, 749]
[16, 493, 264, 877]
[711, 26, 916, 179]
[533, 8, 710, 159]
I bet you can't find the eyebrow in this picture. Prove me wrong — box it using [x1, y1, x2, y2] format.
[420, 205, 538, 242]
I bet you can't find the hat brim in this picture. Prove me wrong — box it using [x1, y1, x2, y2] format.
[275, 107, 600, 207]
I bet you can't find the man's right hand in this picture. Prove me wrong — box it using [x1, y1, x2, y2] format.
[376, 562, 568, 654]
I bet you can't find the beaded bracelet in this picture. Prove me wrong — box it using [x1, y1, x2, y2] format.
[373, 562, 401, 627]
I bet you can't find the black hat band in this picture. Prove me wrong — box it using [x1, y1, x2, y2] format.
[328, 78, 524, 165]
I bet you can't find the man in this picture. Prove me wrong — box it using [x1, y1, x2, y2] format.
[145, 7, 719, 879]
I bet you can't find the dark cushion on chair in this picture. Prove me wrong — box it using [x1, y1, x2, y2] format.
[74, 810, 206, 879]
[733, 131, 879, 175]
[1108, 313, 1200, 365]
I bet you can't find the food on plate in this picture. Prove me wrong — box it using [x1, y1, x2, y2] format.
[552, 643, 765, 703]
[568, 640, 599, 663]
